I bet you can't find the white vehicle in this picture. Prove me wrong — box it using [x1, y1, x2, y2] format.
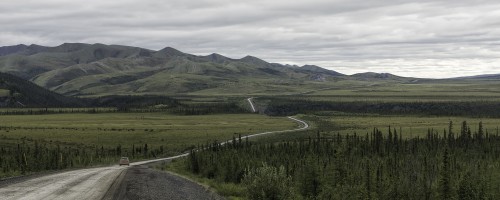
[119, 157, 130, 166]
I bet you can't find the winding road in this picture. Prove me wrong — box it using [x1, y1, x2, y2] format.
[247, 97, 257, 112]
[0, 99, 309, 200]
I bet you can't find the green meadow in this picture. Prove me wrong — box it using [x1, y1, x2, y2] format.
[286, 79, 500, 102]
[310, 112, 500, 138]
[0, 113, 297, 151]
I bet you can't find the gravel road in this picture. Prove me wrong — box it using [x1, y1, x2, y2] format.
[0, 166, 126, 200]
[0, 162, 221, 200]
[247, 97, 257, 112]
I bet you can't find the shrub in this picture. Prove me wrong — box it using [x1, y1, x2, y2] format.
[241, 163, 296, 200]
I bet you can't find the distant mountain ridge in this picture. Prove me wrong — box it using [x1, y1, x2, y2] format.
[351, 72, 403, 79]
[0, 43, 410, 96]
[455, 73, 500, 79]
[0, 43, 347, 96]
[0, 44, 29, 56]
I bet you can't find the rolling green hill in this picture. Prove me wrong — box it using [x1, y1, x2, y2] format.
[3, 43, 499, 100]
[0, 72, 85, 107]
[0, 43, 352, 96]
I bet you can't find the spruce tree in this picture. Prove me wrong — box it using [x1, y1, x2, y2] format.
[439, 148, 452, 199]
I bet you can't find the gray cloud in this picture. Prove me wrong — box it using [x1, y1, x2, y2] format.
[1, 0, 500, 78]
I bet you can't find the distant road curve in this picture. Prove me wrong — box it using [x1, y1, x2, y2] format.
[247, 97, 257, 112]
[235, 116, 308, 141]
[0, 115, 309, 200]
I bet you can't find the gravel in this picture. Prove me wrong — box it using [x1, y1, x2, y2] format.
[107, 162, 223, 200]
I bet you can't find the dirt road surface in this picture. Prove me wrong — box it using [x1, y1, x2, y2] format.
[0, 166, 126, 200]
[246, 97, 257, 112]
[107, 161, 222, 200]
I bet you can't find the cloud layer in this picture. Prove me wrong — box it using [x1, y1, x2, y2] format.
[2, 0, 500, 78]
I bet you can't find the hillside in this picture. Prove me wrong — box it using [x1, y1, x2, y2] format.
[351, 72, 403, 80]
[456, 74, 500, 80]
[0, 72, 85, 107]
[0, 43, 351, 96]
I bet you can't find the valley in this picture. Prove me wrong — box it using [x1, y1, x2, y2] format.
[0, 43, 500, 199]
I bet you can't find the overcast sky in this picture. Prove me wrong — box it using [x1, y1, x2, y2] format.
[1, 0, 500, 78]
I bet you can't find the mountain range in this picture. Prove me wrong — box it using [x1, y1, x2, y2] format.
[0, 43, 432, 96]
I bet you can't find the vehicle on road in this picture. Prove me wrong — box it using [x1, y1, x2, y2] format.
[119, 157, 130, 166]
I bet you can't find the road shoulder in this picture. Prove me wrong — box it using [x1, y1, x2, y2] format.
[107, 161, 223, 200]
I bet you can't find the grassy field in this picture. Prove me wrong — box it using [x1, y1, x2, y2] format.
[173, 78, 500, 104]
[0, 107, 117, 114]
[0, 113, 297, 152]
[288, 79, 500, 102]
[0, 89, 9, 97]
[312, 112, 500, 138]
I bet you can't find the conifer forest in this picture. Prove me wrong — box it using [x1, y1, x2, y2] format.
[182, 121, 500, 199]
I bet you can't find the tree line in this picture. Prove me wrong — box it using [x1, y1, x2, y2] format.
[172, 102, 248, 115]
[0, 139, 171, 178]
[263, 97, 500, 118]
